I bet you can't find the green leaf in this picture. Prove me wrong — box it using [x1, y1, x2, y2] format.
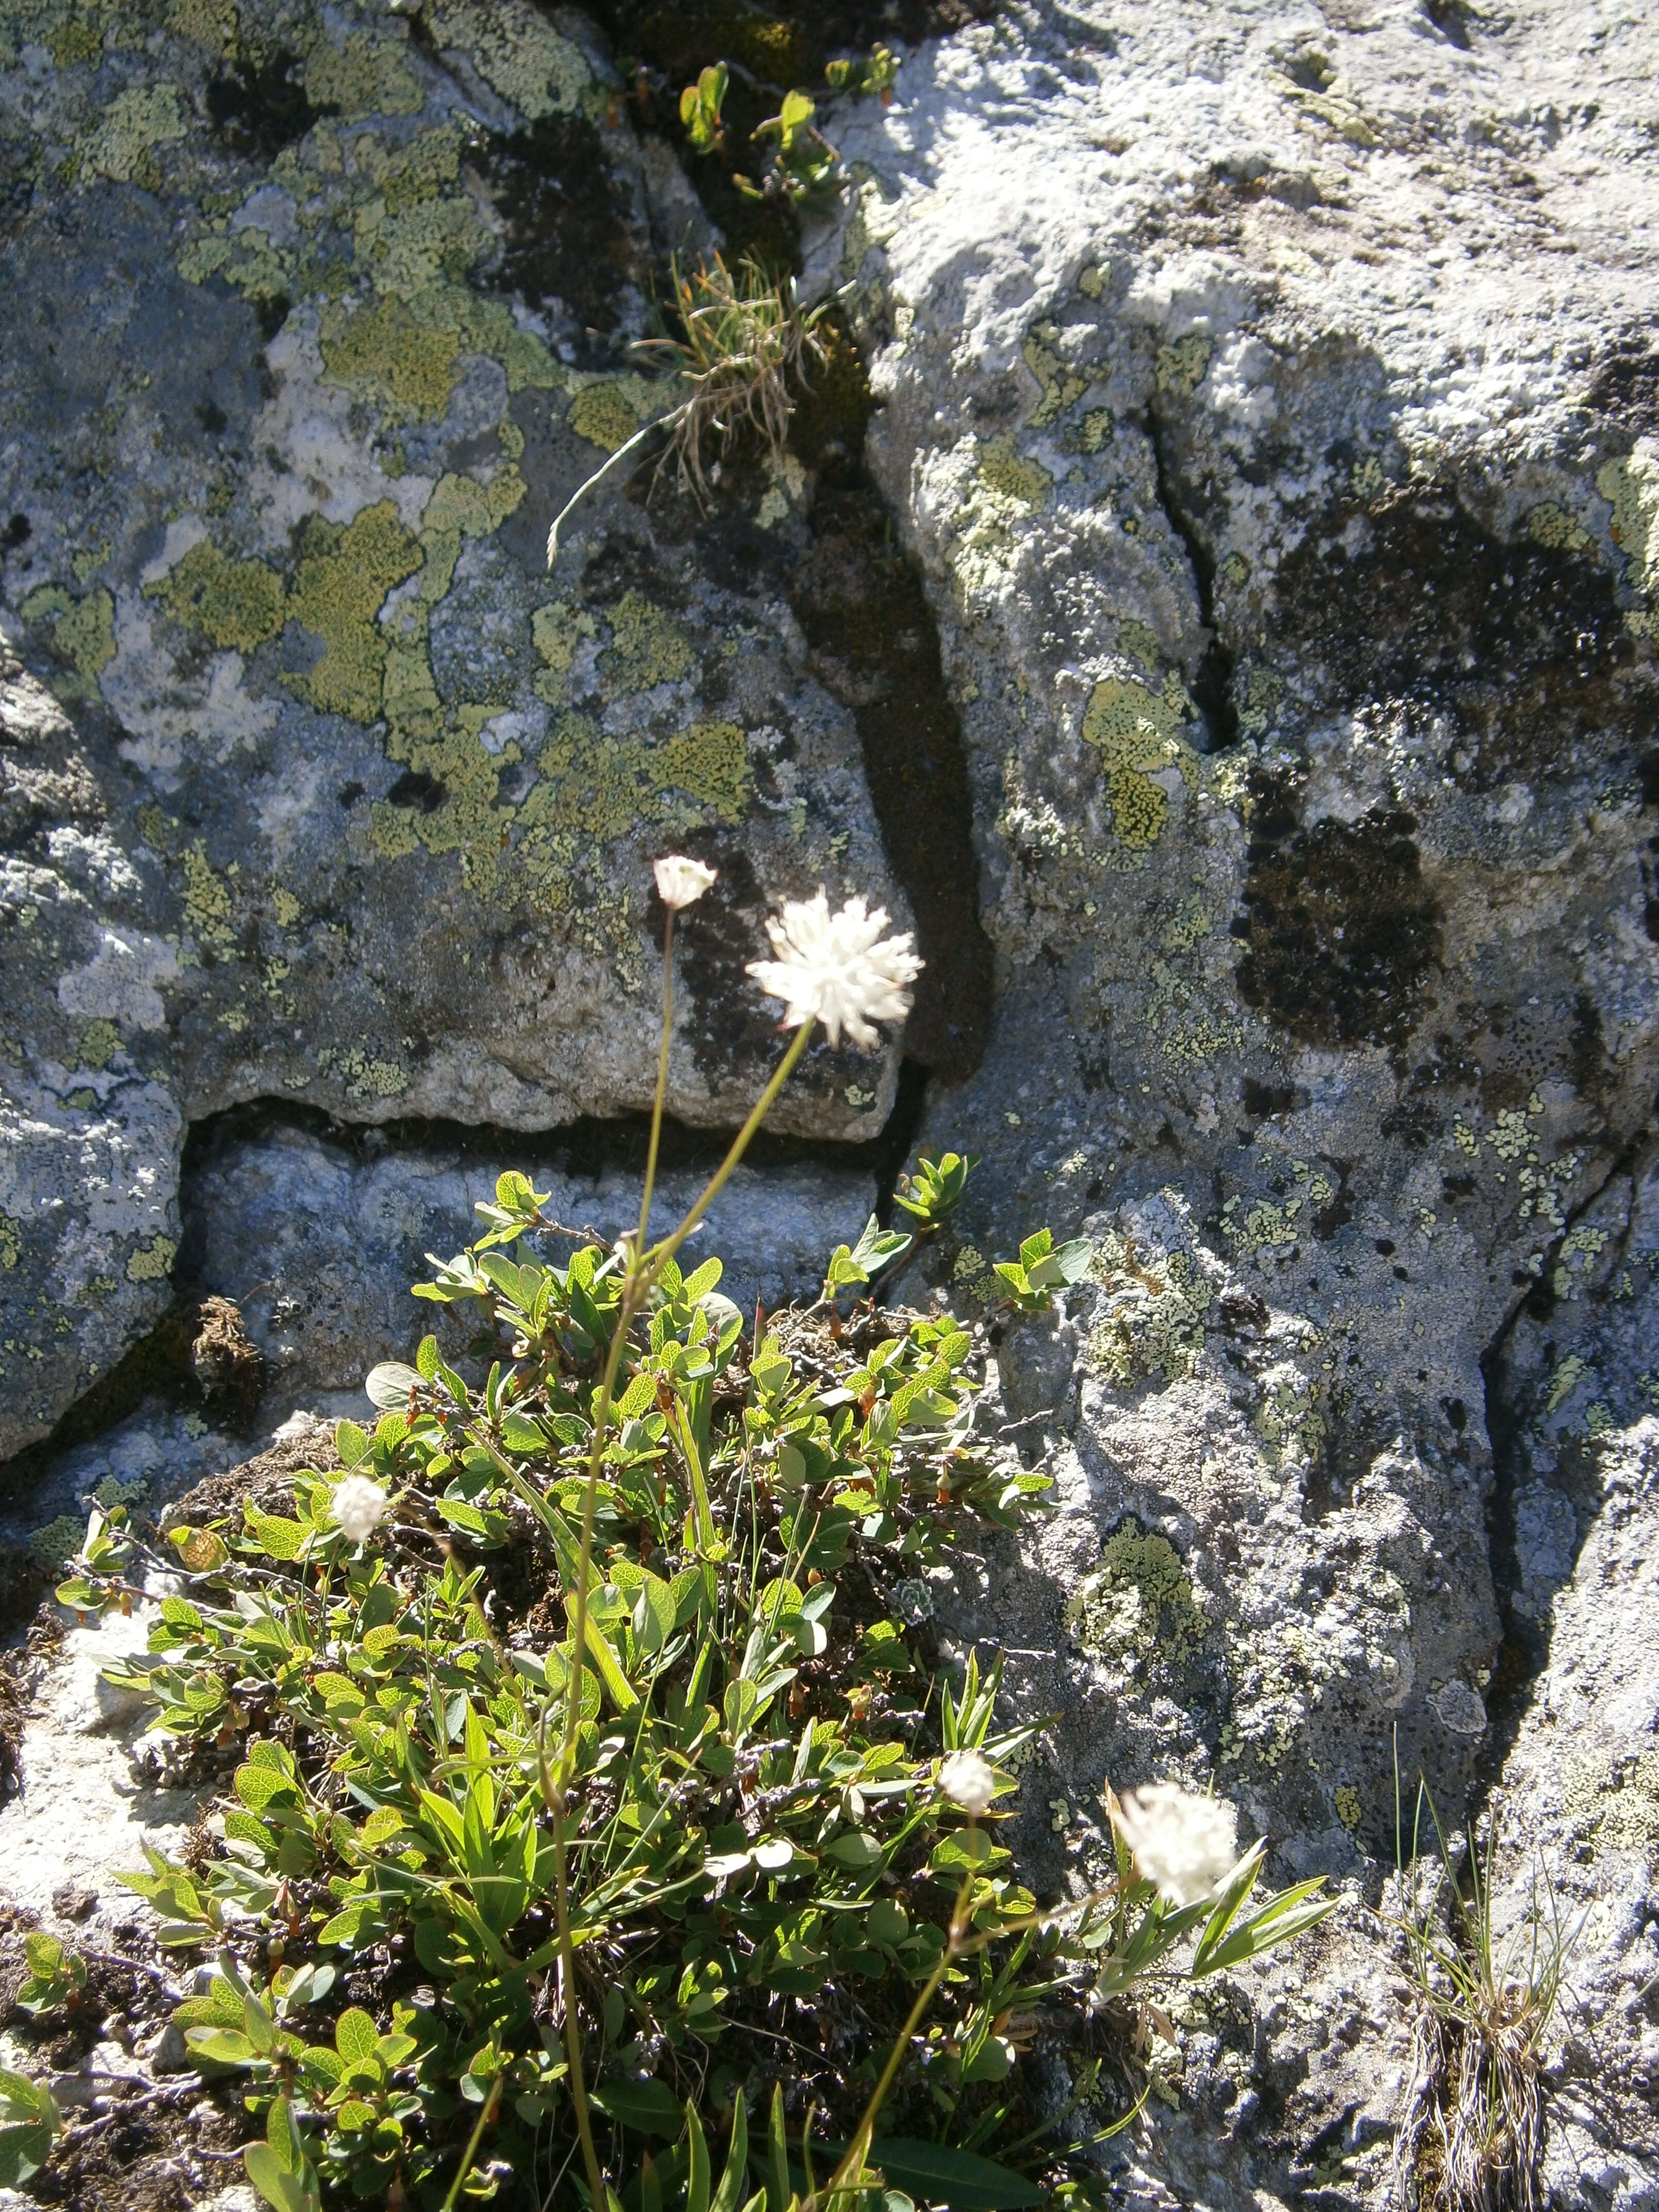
[859, 2141, 1040, 2211]
[334, 1420, 370, 1466]
[590, 2077, 682, 2138]
[364, 1361, 422, 1410]
[685, 2101, 711, 2212]
[0, 2068, 60, 2188]
[709, 2094, 749, 2212]
[334, 2008, 380, 2069]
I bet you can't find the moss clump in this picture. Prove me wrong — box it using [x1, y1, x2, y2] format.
[149, 539, 286, 652]
[1065, 1524, 1207, 1669]
[285, 502, 424, 721]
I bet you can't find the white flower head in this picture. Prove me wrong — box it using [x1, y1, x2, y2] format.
[331, 1474, 389, 1546]
[938, 1749, 997, 1817]
[746, 890, 923, 1049]
[654, 854, 718, 912]
[1112, 1783, 1239, 1907]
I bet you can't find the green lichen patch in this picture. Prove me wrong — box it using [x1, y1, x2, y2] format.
[1022, 326, 1089, 427]
[602, 591, 694, 692]
[78, 84, 188, 187]
[148, 539, 286, 652]
[320, 296, 464, 424]
[425, 0, 589, 119]
[1066, 1523, 1208, 1671]
[22, 584, 116, 688]
[285, 501, 424, 721]
[1088, 1231, 1219, 1389]
[126, 1233, 178, 1282]
[977, 440, 1052, 513]
[1560, 1743, 1659, 1858]
[1599, 446, 1659, 598]
[1080, 670, 1197, 849]
[1154, 335, 1211, 397]
[78, 1017, 121, 1070]
[303, 30, 422, 121]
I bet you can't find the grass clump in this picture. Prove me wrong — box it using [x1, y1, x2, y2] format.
[1390, 1777, 1581, 2212]
[547, 255, 825, 559]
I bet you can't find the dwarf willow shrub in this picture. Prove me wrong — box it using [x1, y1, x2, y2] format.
[50, 1179, 1332, 2211]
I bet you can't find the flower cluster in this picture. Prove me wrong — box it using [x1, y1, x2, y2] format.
[746, 889, 923, 1049]
[1113, 1783, 1239, 1906]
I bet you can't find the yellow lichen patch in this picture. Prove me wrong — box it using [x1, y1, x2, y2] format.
[1334, 1786, 1362, 1829]
[977, 440, 1052, 512]
[376, 708, 515, 887]
[319, 1046, 410, 1100]
[603, 592, 694, 692]
[24, 584, 116, 687]
[1089, 1233, 1216, 1388]
[1527, 501, 1590, 553]
[658, 720, 750, 825]
[424, 0, 589, 118]
[304, 31, 422, 120]
[148, 540, 285, 652]
[1081, 671, 1197, 849]
[126, 1233, 177, 1282]
[166, 0, 238, 52]
[320, 296, 463, 424]
[1598, 446, 1659, 597]
[525, 712, 648, 844]
[531, 600, 595, 697]
[78, 1018, 120, 1070]
[78, 85, 187, 187]
[0, 1215, 19, 1271]
[1117, 619, 1161, 669]
[570, 380, 648, 453]
[182, 840, 235, 947]
[1065, 1524, 1206, 1669]
[1155, 335, 1212, 397]
[1022, 326, 1088, 428]
[285, 502, 424, 722]
[417, 467, 527, 601]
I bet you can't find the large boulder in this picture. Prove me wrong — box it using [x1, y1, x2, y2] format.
[0, 0, 939, 1455]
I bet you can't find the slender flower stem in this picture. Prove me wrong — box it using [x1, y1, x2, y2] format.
[815, 1853, 978, 2211]
[546, 1002, 816, 2210]
[440, 2073, 503, 2212]
[637, 914, 676, 1256]
[646, 1020, 815, 1279]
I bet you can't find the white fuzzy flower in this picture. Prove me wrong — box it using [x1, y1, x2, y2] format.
[1112, 1783, 1239, 1906]
[746, 891, 923, 1049]
[654, 854, 718, 911]
[938, 1749, 997, 1817]
[331, 1474, 389, 1545]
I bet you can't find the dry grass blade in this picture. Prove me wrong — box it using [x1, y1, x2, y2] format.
[1388, 1779, 1579, 2212]
[545, 254, 825, 562]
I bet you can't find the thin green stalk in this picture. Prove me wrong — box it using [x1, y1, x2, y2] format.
[545, 1006, 815, 2209]
[637, 913, 677, 1255]
[815, 1853, 977, 2210]
[441, 2073, 503, 2212]
[647, 1020, 815, 1278]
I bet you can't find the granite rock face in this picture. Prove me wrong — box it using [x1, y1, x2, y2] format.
[809, 0, 1659, 2189]
[0, 0, 913, 1453]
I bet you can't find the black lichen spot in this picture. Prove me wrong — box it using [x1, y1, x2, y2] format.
[195, 399, 229, 436]
[1272, 483, 1658, 795]
[1235, 781, 1443, 1048]
[206, 51, 330, 161]
[336, 780, 364, 808]
[1585, 340, 1659, 434]
[385, 769, 447, 814]
[254, 293, 291, 344]
[1, 514, 28, 554]
[1421, 0, 1473, 47]
[469, 115, 637, 360]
